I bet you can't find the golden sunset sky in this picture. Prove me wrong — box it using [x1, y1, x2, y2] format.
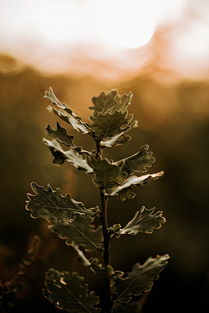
[0, 0, 209, 78]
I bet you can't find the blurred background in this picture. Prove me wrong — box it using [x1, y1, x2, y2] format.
[0, 0, 209, 312]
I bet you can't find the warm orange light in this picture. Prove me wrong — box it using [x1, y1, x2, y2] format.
[1, 0, 209, 79]
[0, 0, 188, 50]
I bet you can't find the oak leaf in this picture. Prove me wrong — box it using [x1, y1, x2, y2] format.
[113, 254, 170, 304]
[44, 87, 89, 134]
[116, 206, 166, 235]
[26, 183, 98, 222]
[44, 269, 100, 313]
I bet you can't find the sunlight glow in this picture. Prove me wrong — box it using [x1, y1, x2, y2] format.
[2, 0, 209, 78]
[0, 0, 187, 50]
[91, 0, 187, 49]
[172, 23, 209, 67]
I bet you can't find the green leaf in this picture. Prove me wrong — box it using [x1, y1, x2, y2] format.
[89, 258, 124, 279]
[113, 254, 170, 304]
[90, 111, 134, 141]
[88, 155, 163, 200]
[90, 89, 134, 116]
[26, 183, 98, 221]
[50, 215, 103, 252]
[44, 87, 89, 134]
[116, 145, 156, 175]
[115, 206, 166, 236]
[71, 243, 91, 267]
[88, 90, 137, 145]
[87, 156, 126, 193]
[101, 133, 131, 148]
[46, 122, 74, 146]
[108, 171, 164, 201]
[89, 258, 115, 277]
[43, 138, 93, 173]
[44, 268, 100, 313]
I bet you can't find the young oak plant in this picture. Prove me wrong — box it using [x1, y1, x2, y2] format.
[26, 88, 169, 313]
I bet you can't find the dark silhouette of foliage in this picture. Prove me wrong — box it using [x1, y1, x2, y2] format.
[0, 236, 40, 313]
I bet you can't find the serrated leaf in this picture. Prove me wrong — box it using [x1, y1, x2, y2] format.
[89, 258, 124, 279]
[88, 90, 137, 145]
[114, 254, 170, 304]
[90, 111, 134, 140]
[115, 145, 155, 175]
[90, 89, 132, 115]
[26, 183, 98, 221]
[44, 268, 100, 313]
[43, 138, 93, 173]
[89, 258, 115, 277]
[101, 133, 131, 148]
[71, 243, 91, 267]
[46, 122, 74, 146]
[50, 215, 103, 252]
[87, 156, 126, 192]
[116, 206, 166, 236]
[44, 87, 89, 134]
[108, 171, 164, 201]
[88, 156, 163, 199]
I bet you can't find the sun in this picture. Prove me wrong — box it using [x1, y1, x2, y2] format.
[90, 0, 155, 49]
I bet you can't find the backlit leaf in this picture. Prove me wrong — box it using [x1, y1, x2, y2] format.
[44, 268, 100, 313]
[71, 243, 91, 267]
[88, 90, 137, 145]
[50, 215, 103, 252]
[108, 171, 164, 201]
[46, 122, 74, 146]
[89, 258, 124, 279]
[26, 183, 98, 221]
[90, 111, 134, 141]
[90, 89, 134, 116]
[113, 254, 170, 304]
[116, 206, 166, 236]
[44, 87, 89, 134]
[115, 145, 155, 175]
[88, 155, 163, 200]
[89, 258, 115, 277]
[87, 156, 126, 192]
[43, 138, 93, 173]
[101, 133, 131, 148]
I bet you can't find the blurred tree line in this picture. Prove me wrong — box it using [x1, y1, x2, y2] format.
[0, 54, 208, 312]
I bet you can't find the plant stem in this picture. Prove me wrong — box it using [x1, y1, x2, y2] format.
[95, 139, 102, 158]
[95, 141, 112, 313]
[100, 189, 111, 313]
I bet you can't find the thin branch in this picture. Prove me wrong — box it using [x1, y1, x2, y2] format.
[99, 189, 112, 313]
[95, 141, 112, 313]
